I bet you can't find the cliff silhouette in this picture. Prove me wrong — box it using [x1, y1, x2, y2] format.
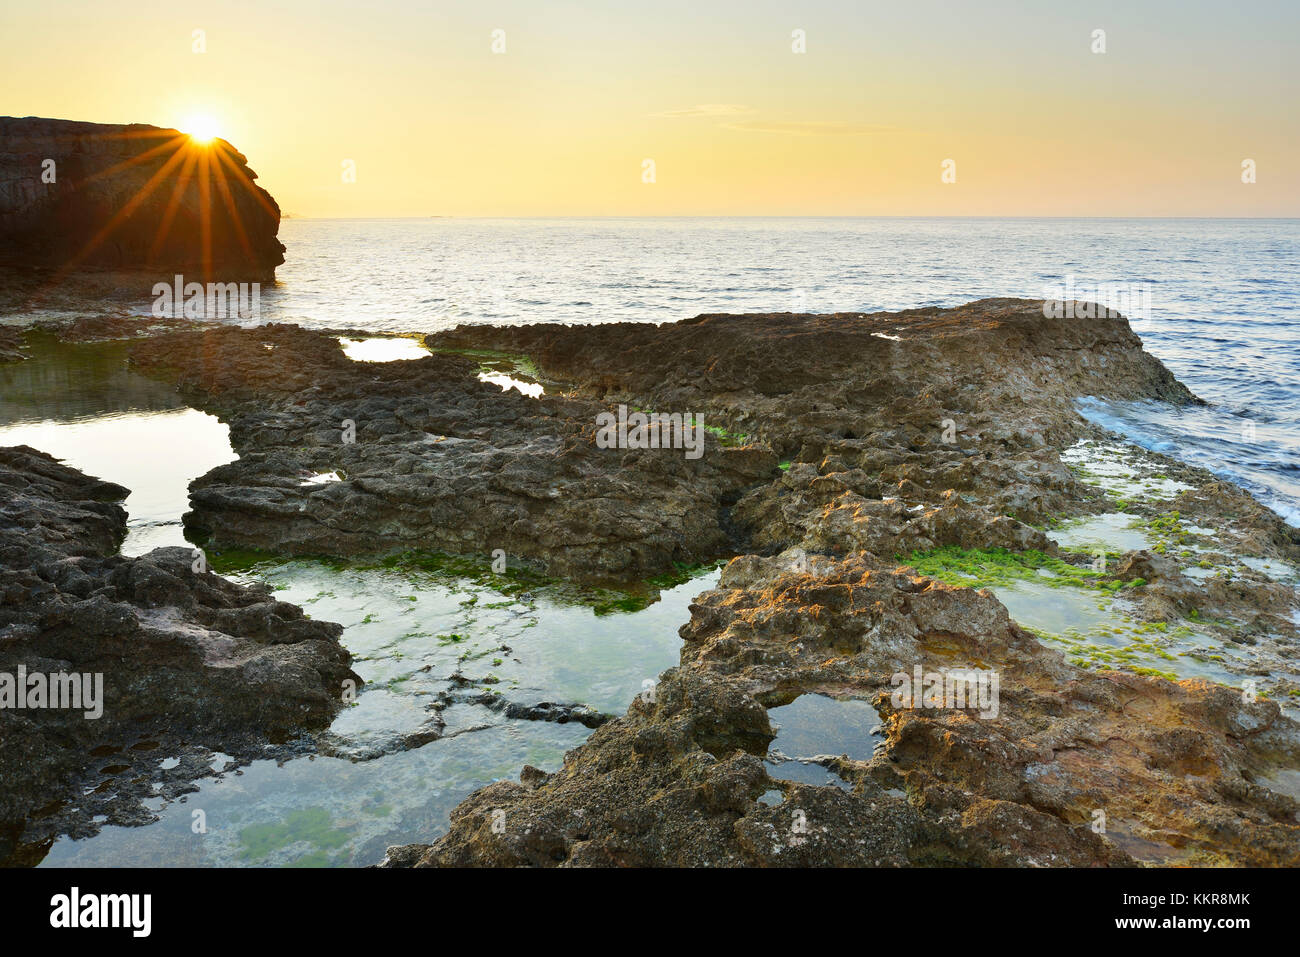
[0, 117, 284, 281]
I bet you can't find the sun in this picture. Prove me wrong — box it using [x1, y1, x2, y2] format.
[183, 114, 220, 145]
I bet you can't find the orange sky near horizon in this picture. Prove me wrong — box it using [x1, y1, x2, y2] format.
[3, 0, 1297, 218]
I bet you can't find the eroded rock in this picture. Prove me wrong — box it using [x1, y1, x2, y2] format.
[0, 445, 356, 864]
[128, 324, 775, 581]
[373, 301, 1299, 867]
[386, 553, 1300, 867]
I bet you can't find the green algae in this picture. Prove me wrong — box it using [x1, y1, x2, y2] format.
[1136, 510, 1204, 554]
[624, 409, 750, 447]
[902, 546, 1141, 592]
[432, 346, 542, 381]
[206, 546, 687, 617]
[1062, 439, 1196, 506]
[237, 807, 353, 863]
[686, 415, 750, 446]
[206, 546, 319, 573]
[907, 548, 1247, 691]
[1027, 616, 1243, 689]
[646, 559, 726, 592]
[1129, 666, 1180, 681]
[707, 425, 748, 445]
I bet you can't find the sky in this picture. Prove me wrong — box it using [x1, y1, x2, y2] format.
[2, 0, 1297, 217]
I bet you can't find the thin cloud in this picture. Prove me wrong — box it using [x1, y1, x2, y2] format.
[653, 104, 756, 117]
[723, 120, 901, 135]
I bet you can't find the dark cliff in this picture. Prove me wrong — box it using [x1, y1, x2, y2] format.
[0, 116, 284, 281]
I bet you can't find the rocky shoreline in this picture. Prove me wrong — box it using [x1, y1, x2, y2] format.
[0, 445, 355, 865]
[383, 301, 1300, 866]
[2, 299, 1297, 866]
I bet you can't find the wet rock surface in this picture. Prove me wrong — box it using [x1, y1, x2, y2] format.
[122, 299, 1220, 584]
[431, 298, 1201, 536]
[0, 117, 283, 279]
[0, 327, 22, 363]
[128, 323, 776, 581]
[0, 446, 355, 864]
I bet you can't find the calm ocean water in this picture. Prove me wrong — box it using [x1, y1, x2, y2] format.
[12, 217, 1300, 525]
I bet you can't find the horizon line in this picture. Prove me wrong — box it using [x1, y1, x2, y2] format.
[281, 214, 1300, 221]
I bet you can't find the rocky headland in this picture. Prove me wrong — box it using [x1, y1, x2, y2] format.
[0, 117, 283, 280]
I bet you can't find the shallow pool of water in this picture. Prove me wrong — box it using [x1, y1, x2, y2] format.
[338, 336, 429, 362]
[1061, 438, 1195, 503]
[991, 579, 1248, 689]
[0, 409, 234, 555]
[1241, 555, 1300, 584]
[38, 558, 714, 866]
[478, 370, 544, 398]
[992, 579, 1119, 637]
[764, 694, 884, 790]
[40, 720, 590, 867]
[1050, 513, 1155, 555]
[0, 334, 236, 554]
